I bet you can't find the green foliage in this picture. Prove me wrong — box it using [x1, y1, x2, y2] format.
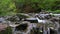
[0, 0, 60, 15]
[47, 10, 60, 14]
[0, 0, 16, 16]
[15, 0, 60, 13]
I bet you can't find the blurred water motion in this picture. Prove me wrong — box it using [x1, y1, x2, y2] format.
[0, 13, 60, 34]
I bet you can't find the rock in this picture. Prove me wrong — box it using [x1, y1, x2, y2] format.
[0, 23, 8, 31]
